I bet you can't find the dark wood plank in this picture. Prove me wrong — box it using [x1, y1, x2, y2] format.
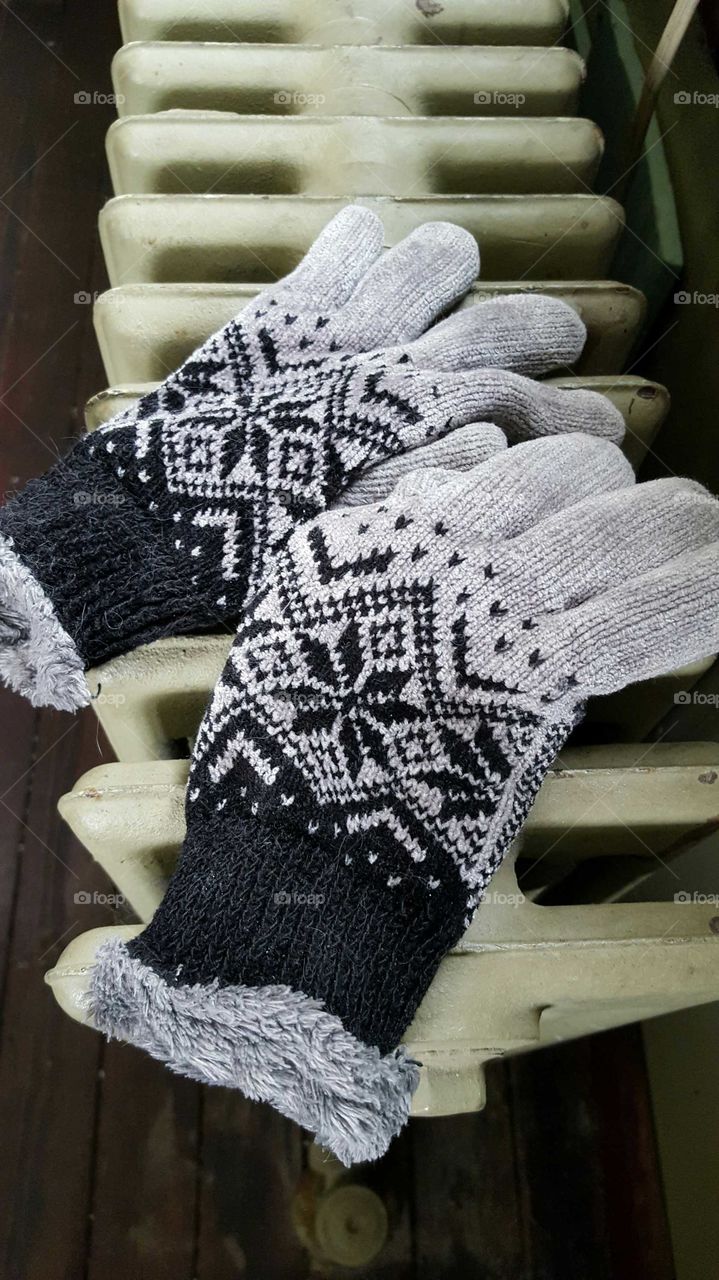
[412, 1060, 527, 1280]
[510, 1038, 612, 1280]
[0, 2, 121, 1276]
[0, 691, 38, 1025]
[86, 1043, 201, 1280]
[586, 1026, 674, 1280]
[305, 1130, 415, 1280]
[0, 0, 115, 494]
[511, 1040, 613, 1280]
[0, 704, 111, 1280]
[509, 1029, 673, 1280]
[196, 1093, 308, 1280]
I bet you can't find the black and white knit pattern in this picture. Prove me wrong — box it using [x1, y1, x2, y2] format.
[0, 205, 624, 709]
[187, 464, 586, 926]
[90, 433, 719, 1162]
[91, 259, 621, 612]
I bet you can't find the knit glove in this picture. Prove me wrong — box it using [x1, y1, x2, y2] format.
[0, 205, 622, 710]
[89, 434, 719, 1164]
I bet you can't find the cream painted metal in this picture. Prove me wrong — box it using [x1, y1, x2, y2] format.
[91, 281, 646, 380]
[547, 377, 669, 469]
[106, 112, 604, 198]
[99, 194, 625, 284]
[83, 633, 713, 765]
[112, 42, 586, 119]
[46, 0, 715, 1137]
[84, 376, 668, 471]
[56, 745, 719, 922]
[410, 862, 719, 1115]
[45, 841, 719, 1117]
[86, 634, 230, 763]
[118, 0, 571, 49]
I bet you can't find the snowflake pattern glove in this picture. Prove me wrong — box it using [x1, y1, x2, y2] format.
[88, 434, 719, 1165]
[0, 205, 622, 710]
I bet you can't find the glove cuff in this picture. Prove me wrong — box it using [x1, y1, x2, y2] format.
[87, 807, 465, 1162]
[87, 705, 578, 1161]
[89, 935, 419, 1165]
[0, 440, 223, 708]
[0, 532, 89, 710]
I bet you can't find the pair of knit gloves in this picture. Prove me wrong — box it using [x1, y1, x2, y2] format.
[1, 207, 718, 1164]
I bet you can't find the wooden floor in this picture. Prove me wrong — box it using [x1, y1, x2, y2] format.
[0, 3, 675, 1277]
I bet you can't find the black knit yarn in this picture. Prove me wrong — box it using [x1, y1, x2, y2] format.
[124, 490, 582, 1058]
[0, 442, 238, 668]
[0, 317, 469, 671]
[129, 802, 469, 1056]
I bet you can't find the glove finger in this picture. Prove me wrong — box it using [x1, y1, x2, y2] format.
[272, 205, 384, 309]
[338, 422, 506, 507]
[439, 434, 634, 542]
[551, 538, 719, 696]
[383, 464, 464, 504]
[510, 478, 719, 612]
[402, 294, 586, 376]
[335, 222, 478, 348]
[374, 367, 625, 448]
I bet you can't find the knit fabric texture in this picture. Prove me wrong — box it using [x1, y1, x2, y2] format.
[89, 434, 719, 1163]
[0, 204, 624, 709]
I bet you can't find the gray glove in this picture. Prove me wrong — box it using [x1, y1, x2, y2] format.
[89, 433, 718, 1165]
[0, 205, 621, 711]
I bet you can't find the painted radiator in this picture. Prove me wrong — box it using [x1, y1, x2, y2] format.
[117, 0, 573, 48]
[46, 0, 719, 1118]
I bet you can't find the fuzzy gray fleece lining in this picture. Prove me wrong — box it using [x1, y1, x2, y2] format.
[0, 534, 89, 711]
[88, 938, 420, 1165]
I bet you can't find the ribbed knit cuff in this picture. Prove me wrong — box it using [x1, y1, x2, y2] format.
[0, 440, 225, 706]
[125, 810, 469, 1054]
[86, 811, 473, 1161]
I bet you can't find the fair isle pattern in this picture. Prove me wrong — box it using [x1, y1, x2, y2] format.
[0, 206, 625, 709]
[84, 254, 621, 615]
[79, 204, 482, 616]
[190, 496, 582, 921]
[90, 320, 452, 607]
[87, 434, 719, 1165]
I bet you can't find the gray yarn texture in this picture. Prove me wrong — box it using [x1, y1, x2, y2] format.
[0, 534, 89, 711]
[89, 433, 719, 1163]
[89, 937, 419, 1166]
[0, 204, 625, 709]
